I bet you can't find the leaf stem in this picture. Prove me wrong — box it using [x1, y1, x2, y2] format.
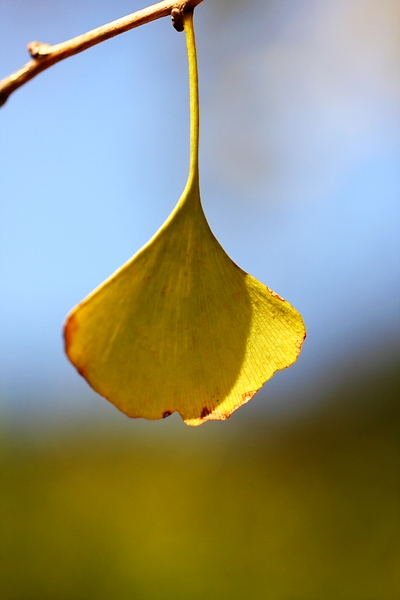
[0, 0, 204, 108]
[183, 9, 200, 192]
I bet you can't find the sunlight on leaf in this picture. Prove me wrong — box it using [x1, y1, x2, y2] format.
[64, 9, 306, 426]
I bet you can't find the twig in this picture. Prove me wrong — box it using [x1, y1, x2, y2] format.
[0, 0, 203, 107]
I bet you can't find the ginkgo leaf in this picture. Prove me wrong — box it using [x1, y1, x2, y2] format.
[64, 9, 306, 426]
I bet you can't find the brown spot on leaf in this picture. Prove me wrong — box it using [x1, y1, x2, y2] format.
[241, 389, 259, 403]
[266, 286, 285, 301]
[163, 411, 172, 418]
[296, 329, 307, 349]
[200, 407, 211, 419]
[75, 363, 86, 378]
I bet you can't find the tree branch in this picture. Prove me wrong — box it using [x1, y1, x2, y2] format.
[0, 0, 203, 108]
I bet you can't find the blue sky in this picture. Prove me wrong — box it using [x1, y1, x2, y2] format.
[0, 0, 399, 422]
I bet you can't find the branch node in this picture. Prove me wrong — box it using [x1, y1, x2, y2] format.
[0, 0, 204, 107]
[27, 41, 52, 59]
[171, 7, 184, 32]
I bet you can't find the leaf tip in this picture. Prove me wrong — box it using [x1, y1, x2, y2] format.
[63, 312, 77, 355]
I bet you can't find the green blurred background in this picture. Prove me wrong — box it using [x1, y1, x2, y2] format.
[1, 0, 399, 597]
[1, 349, 399, 599]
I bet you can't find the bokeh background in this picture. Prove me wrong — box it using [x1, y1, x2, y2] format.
[1, 0, 399, 598]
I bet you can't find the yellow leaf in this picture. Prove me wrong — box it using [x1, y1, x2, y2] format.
[64, 10, 305, 426]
